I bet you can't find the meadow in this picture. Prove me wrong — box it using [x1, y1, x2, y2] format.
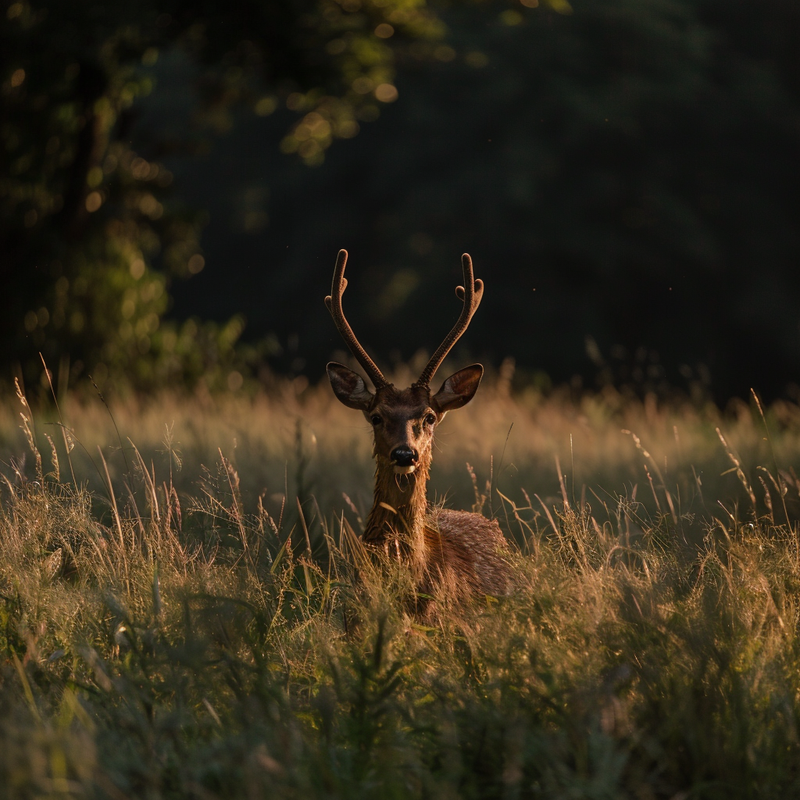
[2, 369, 800, 799]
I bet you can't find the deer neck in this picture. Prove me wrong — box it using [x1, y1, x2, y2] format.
[364, 456, 431, 548]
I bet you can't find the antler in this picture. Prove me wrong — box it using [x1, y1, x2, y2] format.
[413, 253, 484, 388]
[325, 249, 389, 389]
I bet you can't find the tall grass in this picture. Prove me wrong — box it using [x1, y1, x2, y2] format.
[2, 375, 800, 798]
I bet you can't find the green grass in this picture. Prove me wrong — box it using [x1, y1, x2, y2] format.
[2, 375, 800, 798]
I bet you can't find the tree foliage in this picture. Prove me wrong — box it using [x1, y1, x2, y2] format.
[0, 0, 447, 391]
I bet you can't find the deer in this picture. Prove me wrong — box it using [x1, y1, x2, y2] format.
[325, 249, 511, 613]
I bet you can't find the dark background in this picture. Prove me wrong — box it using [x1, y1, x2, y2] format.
[3, 0, 799, 402]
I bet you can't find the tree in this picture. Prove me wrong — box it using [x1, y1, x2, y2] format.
[0, 0, 448, 391]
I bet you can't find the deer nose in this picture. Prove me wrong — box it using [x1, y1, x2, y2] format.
[391, 446, 417, 467]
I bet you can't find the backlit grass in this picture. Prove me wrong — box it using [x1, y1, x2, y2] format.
[2, 374, 800, 798]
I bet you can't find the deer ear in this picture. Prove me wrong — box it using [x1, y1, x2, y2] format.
[327, 362, 374, 410]
[432, 364, 483, 413]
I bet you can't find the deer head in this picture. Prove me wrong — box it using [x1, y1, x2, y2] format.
[325, 249, 484, 478]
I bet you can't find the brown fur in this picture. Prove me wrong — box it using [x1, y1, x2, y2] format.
[325, 249, 512, 613]
[336, 379, 512, 609]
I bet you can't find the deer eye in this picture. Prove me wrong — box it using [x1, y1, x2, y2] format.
[424, 413, 437, 426]
[370, 414, 382, 426]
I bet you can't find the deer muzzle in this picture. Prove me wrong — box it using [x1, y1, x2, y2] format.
[391, 446, 417, 475]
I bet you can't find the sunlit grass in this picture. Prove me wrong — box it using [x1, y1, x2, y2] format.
[2, 374, 800, 797]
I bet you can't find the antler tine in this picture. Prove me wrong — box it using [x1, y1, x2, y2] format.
[325, 249, 389, 389]
[414, 253, 484, 388]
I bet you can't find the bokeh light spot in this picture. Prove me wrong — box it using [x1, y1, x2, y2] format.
[139, 194, 163, 218]
[255, 96, 277, 116]
[188, 254, 205, 274]
[298, 139, 320, 159]
[352, 77, 374, 94]
[87, 166, 103, 187]
[141, 47, 158, 66]
[549, 0, 573, 13]
[337, 120, 359, 138]
[500, 10, 523, 25]
[69, 312, 84, 333]
[85, 191, 102, 212]
[121, 295, 136, 319]
[131, 157, 150, 180]
[375, 83, 398, 103]
[130, 258, 145, 280]
[286, 93, 305, 110]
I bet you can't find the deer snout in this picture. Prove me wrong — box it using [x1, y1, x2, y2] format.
[391, 446, 417, 475]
